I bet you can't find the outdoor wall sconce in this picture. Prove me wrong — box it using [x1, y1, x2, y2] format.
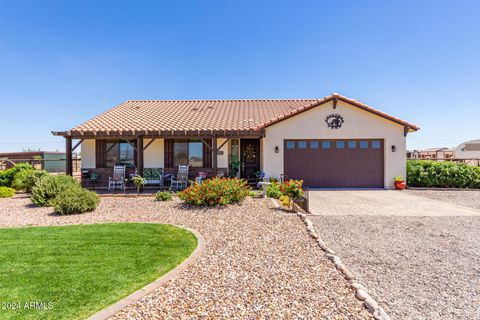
[391, 145, 397, 152]
[275, 146, 279, 153]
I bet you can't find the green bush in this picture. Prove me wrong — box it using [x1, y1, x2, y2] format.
[407, 160, 480, 188]
[12, 169, 34, 191]
[266, 181, 282, 199]
[22, 170, 48, 193]
[52, 188, 100, 215]
[31, 174, 81, 207]
[0, 186, 15, 198]
[179, 177, 251, 206]
[154, 190, 172, 201]
[0, 163, 33, 187]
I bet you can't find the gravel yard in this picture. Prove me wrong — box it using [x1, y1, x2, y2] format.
[405, 189, 480, 211]
[311, 190, 480, 320]
[0, 195, 371, 319]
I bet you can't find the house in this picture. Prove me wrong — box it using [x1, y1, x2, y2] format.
[0, 151, 71, 172]
[419, 147, 455, 160]
[454, 139, 480, 166]
[52, 93, 419, 189]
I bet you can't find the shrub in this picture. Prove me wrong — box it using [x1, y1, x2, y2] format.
[0, 163, 33, 187]
[279, 179, 304, 210]
[52, 188, 100, 214]
[23, 170, 49, 193]
[12, 168, 34, 190]
[179, 177, 251, 206]
[407, 160, 480, 188]
[278, 195, 290, 207]
[266, 181, 282, 199]
[31, 174, 81, 207]
[154, 191, 172, 201]
[0, 186, 15, 198]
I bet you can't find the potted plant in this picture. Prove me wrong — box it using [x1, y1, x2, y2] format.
[131, 175, 145, 196]
[394, 175, 406, 190]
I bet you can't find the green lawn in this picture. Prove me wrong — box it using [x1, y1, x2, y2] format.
[0, 223, 197, 320]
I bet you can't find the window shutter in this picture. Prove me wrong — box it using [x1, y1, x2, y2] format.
[95, 140, 106, 168]
[164, 139, 174, 168]
[203, 139, 212, 168]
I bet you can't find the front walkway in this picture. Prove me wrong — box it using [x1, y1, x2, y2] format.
[0, 195, 371, 319]
[310, 190, 480, 320]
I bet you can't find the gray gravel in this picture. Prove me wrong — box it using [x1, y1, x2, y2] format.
[0, 194, 371, 319]
[405, 189, 480, 211]
[312, 213, 480, 320]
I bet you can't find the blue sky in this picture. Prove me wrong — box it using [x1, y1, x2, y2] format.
[0, 0, 479, 152]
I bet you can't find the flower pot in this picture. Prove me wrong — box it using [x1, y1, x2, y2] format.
[394, 180, 406, 190]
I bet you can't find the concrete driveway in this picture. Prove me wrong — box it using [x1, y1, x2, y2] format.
[309, 190, 480, 320]
[308, 189, 480, 216]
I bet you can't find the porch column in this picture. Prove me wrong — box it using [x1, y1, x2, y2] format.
[65, 136, 73, 176]
[212, 137, 217, 177]
[136, 137, 144, 176]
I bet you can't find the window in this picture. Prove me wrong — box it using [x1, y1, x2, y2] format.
[372, 140, 381, 149]
[360, 140, 369, 149]
[322, 141, 331, 149]
[348, 140, 356, 149]
[310, 141, 319, 149]
[336, 141, 345, 149]
[174, 139, 203, 167]
[106, 141, 135, 168]
[298, 141, 307, 149]
[286, 141, 295, 149]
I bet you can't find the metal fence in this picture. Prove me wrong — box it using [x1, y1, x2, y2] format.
[0, 158, 81, 173]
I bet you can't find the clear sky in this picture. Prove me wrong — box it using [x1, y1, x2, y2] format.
[0, 0, 479, 152]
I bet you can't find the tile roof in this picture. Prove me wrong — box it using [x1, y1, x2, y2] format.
[62, 93, 419, 136]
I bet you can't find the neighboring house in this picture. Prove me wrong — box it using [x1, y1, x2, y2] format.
[419, 147, 455, 160]
[52, 93, 419, 189]
[454, 139, 480, 166]
[406, 150, 421, 159]
[0, 151, 69, 172]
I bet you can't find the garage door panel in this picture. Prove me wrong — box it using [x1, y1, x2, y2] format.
[284, 139, 384, 188]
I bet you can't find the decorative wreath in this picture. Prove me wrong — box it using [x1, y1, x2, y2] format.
[325, 114, 344, 129]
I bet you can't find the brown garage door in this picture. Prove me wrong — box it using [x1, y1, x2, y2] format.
[284, 139, 384, 188]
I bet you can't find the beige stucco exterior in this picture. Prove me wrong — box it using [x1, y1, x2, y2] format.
[261, 100, 407, 189]
[144, 138, 164, 168]
[80, 139, 96, 168]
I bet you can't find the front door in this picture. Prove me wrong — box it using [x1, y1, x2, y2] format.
[240, 139, 260, 179]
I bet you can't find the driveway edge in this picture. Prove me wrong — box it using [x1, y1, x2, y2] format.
[88, 225, 206, 320]
[296, 212, 391, 320]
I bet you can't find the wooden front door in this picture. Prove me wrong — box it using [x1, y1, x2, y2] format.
[240, 139, 260, 179]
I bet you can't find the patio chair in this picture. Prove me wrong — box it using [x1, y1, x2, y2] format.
[143, 168, 164, 188]
[108, 165, 126, 190]
[169, 165, 189, 191]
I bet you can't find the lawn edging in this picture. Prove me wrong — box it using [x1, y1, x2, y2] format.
[296, 212, 391, 320]
[88, 225, 206, 320]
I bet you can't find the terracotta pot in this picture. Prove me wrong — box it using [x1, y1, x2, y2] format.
[394, 180, 406, 190]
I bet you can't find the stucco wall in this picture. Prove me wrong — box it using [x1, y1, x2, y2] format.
[262, 100, 407, 189]
[144, 138, 164, 168]
[217, 138, 229, 169]
[80, 139, 96, 168]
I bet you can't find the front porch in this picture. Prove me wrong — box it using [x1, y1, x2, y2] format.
[55, 130, 263, 189]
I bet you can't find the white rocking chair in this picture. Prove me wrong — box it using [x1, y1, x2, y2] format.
[169, 165, 189, 191]
[108, 165, 126, 190]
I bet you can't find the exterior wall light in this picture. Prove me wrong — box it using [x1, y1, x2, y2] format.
[391, 145, 397, 152]
[275, 146, 279, 153]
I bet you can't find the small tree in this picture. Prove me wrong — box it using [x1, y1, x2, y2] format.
[131, 175, 145, 196]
